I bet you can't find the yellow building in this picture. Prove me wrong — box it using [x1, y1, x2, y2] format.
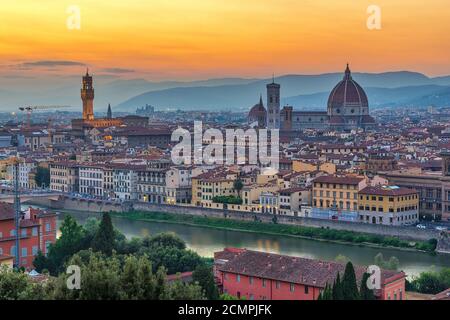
[192, 169, 238, 208]
[312, 175, 367, 212]
[358, 185, 419, 226]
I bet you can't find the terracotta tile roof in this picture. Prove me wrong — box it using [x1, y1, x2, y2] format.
[359, 186, 418, 197]
[312, 175, 365, 185]
[216, 248, 404, 289]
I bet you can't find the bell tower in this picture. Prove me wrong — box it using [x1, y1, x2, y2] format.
[266, 75, 281, 129]
[81, 69, 94, 120]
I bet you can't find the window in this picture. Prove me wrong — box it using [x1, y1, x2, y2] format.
[305, 286, 309, 294]
[262, 279, 266, 288]
[249, 276, 254, 285]
[10, 246, 16, 257]
[21, 229, 27, 237]
[45, 223, 51, 232]
[32, 246, 38, 256]
[21, 247, 28, 257]
[290, 283, 295, 292]
[236, 275, 240, 283]
[276, 281, 280, 289]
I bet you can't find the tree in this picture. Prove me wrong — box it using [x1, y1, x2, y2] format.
[0, 266, 48, 300]
[91, 212, 115, 255]
[192, 264, 219, 300]
[318, 283, 333, 300]
[34, 215, 85, 274]
[233, 179, 244, 194]
[160, 280, 205, 300]
[332, 273, 344, 300]
[341, 262, 360, 300]
[359, 273, 376, 300]
[146, 232, 186, 250]
[35, 166, 50, 188]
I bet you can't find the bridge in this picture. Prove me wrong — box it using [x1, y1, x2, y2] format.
[0, 192, 63, 204]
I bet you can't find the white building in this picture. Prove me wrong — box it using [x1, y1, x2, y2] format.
[10, 159, 36, 189]
[113, 164, 140, 201]
[166, 165, 193, 204]
[79, 164, 104, 197]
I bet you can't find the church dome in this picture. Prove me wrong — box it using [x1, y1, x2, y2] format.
[327, 64, 368, 116]
[248, 95, 267, 127]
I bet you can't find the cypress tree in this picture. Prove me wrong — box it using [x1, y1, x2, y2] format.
[341, 262, 360, 300]
[332, 273, 344, 300]
[92, 212, 115, 255]
[359, 273, 376, 300]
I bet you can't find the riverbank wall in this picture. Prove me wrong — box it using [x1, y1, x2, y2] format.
[42, 197, 439, 242]
[130, 202, 439, 242]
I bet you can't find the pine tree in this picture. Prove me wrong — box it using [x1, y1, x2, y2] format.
[341, 262, 360, 300]
[359, 273, 376, 300]
[332, 273, 344, 300]
[91, 212, 115, 255]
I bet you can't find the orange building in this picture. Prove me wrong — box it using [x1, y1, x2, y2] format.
[0, 203, 57, 269]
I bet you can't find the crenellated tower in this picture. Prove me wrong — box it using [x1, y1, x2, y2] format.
[81, 69, 95, 120]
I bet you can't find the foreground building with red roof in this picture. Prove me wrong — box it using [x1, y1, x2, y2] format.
[214, 248, 406, 300]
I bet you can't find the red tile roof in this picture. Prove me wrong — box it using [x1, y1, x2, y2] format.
[216, 248, 404, 289]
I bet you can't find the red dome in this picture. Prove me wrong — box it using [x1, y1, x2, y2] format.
[327, 64, 368, 112]
[248, 95, 267, 127]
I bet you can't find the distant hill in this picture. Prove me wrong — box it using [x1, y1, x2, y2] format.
[1, 71, 450, 112]
[284, 85, 450, 110]
[116, 72, 450, 111]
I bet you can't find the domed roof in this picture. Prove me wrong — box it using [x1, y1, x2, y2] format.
[327, 64, 368, 111]
[248, 95, 266, 117]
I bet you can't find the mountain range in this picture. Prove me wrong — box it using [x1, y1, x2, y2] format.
[1, 71, 450, 113]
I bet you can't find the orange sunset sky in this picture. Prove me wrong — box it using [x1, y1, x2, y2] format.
[0, 0, 449, 80]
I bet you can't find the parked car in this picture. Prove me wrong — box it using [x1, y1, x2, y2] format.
[435, 226, 447, 231]
[416, 224, 426, 229]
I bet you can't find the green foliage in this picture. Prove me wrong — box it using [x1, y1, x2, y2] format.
[374, 253, 399, 270]
[0, 266, 49, 300]
[145, 232, 186, 250]
[160, 280, 205, 300]
[35, 166, 50, 188]
[219, 293, 246, 300]
[408, 267, 450, 294]
[341, 262, 360, 300]
[33, 215, 85, 274]
[318, 283, 333, 300]
[117, 211, 436, 252]
[233, 179, 244, 193]
[212, 195, 243, 205]
[334, 254, 350, 264]
[91, 212, 115, 255]
[359, 273, 376, 300]
[332, 273, 344, 300]
[192, 264, 219, 300]
[47, 250, 204, 300]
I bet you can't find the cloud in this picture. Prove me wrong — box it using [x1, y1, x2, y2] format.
[11, 60, 86, 69]
[101, 67, 135, 74]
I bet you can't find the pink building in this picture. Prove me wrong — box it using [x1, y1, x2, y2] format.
[214, 248, 406, 300]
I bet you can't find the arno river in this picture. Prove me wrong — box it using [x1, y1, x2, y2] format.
[56, 210, 450, 277]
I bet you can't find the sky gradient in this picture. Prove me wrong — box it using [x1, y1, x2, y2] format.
[1, 0, 449, 80]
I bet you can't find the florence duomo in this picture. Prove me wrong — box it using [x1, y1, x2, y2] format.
[248, 64, 376, 131]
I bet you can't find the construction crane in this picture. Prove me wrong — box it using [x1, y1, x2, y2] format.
[4, 156, 22, 268]
[18, 105, 73, 128]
